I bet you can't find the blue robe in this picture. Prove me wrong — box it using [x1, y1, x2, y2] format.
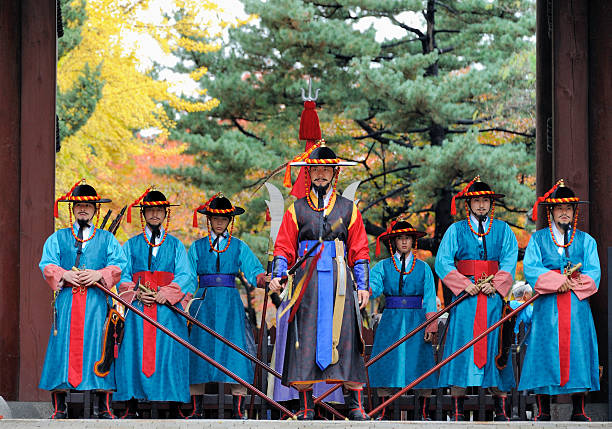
[39, 224, 126, 391]
[518, 228, 600, 395]
[368, 254, 438, 389]
[188, 234, 264, 385]
[435, 218, 517, 390]
[114, 230, 195, 402]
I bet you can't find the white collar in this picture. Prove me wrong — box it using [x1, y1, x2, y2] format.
[394, 251, 414, 265]
[310, 187, 333, 207]
[551, 222, 571, 245]
[469, 214, 489, 228]
[145, 225, 165, 240]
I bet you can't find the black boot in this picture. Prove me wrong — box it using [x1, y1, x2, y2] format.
[120, 398, 139, 419]
[532, 394, 551, 421]
[184, 395, 203, 419]
[375, 396, 387, 421]
[94, 391, 115, 419]
[347, 387, 369, 421]
[571, 394, 591, 422]
[296, 389, 314, 420]
[232, 395, 247, 420]
[417, 395, 432, 421]
[50, 391, 68, 419]
[493, 395, 510, 421]
[450, 396, 465, 421]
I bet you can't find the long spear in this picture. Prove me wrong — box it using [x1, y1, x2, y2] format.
[76, 269, 296, 419]
[368, 292, 541, 418]
[314, 275, 494, 404]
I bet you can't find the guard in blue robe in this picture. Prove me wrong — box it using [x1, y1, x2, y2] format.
[519, 180, 600, 422]
[369, 219, 438, 420]
[39, 181, 126, 419]
[435, 177, 518, 421]
[187, 194, 265, 419]
[114, 189, 195, 417]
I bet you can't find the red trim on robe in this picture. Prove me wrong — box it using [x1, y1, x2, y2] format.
[68, 286, 87, 387]
[492, 270, 513, 297]
[442, 270, 473, 296]
[473, 293, 488, 368]
[572, 274, 598, 300]
[273, 208, 299, 267]
[346, 208, 370, 266]
[534, 270, 566, 294]
[557, 291, 571, 386]
[43, 264, 68, 291]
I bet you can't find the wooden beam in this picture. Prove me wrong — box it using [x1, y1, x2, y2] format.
[0, 0, 22, 401]
[19, 0, 56, 401]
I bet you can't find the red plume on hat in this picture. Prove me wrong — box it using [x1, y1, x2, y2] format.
[450, 176, 479, 216]
[126, 186, 152, 223]
[531, 179, 563, 222]
[375, 220, 396, 257]
[54, 179, 84, 218]
[286, 79, 322, 199]
[192, 192, 221, 228]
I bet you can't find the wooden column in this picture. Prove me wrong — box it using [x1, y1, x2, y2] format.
[535, 0, 553, 230]
[588, 0, 612, 402]
[552, 0, 590, 231]
[19, 0, 56, 401]
[0, 0, 23, 401]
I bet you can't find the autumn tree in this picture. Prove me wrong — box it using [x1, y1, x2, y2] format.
[55, 0, 231, 242]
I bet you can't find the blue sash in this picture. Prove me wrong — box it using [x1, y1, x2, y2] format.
[385, 295, 422, 309]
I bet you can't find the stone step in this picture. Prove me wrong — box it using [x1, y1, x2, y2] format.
[0, 419, 610, 428]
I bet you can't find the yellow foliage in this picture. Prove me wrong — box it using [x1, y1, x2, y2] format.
[55, 0, 241, 240]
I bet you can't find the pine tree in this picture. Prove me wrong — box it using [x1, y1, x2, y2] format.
[166, 0, 536, 258]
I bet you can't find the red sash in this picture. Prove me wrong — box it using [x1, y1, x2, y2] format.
[132, 271, 174, 377]
[456, 260, 500, 369]
[552, 269, 579, 386]
[68, 285, 87, 387]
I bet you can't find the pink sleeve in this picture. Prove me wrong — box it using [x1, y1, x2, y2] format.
[425, 312, 438, 334]
[572, 274, 598, 300]
[492, 270, 513, 297]
[442, 270, 473, 296]
[119, 281, 136, 304]
[157, 282, 185, 305]
[98, 266, 122, 289]
[42, 264, 67, 291]
[534, 270, 566, 294]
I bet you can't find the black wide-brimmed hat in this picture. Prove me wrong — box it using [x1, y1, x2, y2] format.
[375, 219, 427, 257]
[54, 179, 111, 218]
[531, 179, 589, 221]
[290, 145, 357, 167]
[451, 176, 504, 215]
[127, 188, 178, 223]
[193, 193, 245, 228]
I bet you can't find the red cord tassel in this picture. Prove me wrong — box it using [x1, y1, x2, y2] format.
[532, 179, 562, 221]
[54, 179, 84, 218]
[127, 187, 151, 223]
[451, 176, 479, 216]
[375, 221, 396, 257]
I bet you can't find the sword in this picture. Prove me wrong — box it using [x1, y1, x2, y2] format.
[107, 205, 127, 235]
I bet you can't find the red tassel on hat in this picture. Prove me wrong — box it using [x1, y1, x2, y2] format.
[54, 179, 84, 218]
[299, 101, 321, 141]
[450, 176, 479, 216]
[127, 187, 151, 223]
[192, 205, 206, 228]
[375, 221, 396, 257]
[531, 179, 563, 221]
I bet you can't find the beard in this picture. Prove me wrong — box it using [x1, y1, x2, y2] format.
[77, 219, 90, 227]
[312, 182, 330, 197]
[556, 220, 571, 232]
